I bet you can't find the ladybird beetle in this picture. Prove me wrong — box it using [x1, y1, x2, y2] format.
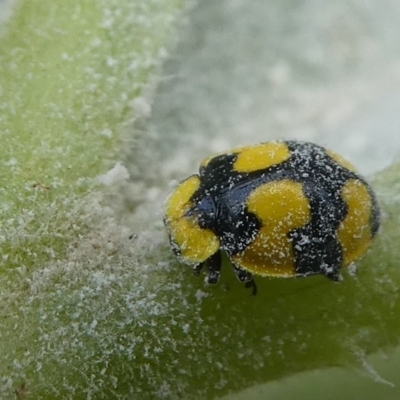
[164, 140, 380, 294]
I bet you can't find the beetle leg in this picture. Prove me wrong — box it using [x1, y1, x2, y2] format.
[324, 269, 341, 282]
[321, 263, 341, 282]
[232, 265, 257, 295]
[193, 263, 204, 276]
[206, 251, 222, 284]
[245, 280, 258, 296]
[233, 265, 252, 282]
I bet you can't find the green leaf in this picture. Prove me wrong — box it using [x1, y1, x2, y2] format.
[0, 0, 184, 397]
[1, 0, 400, 399]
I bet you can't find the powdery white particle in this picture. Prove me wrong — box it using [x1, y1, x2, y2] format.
[99, 129, 113, 138]
[347, 263, 357, 277]
[267, 62, 290, 85]
[131, 96, 152, 117]
[195, 290, 209, 301]
[214, 379, 228, 389]
[97, 163, 130, 186]
[154, 381, 172, 399]
[90, 38, 102, 47]
[101, 17, 114, 29]
[106, 57, 118, 67]
[4, 157, 17, 166]
[146, 187, 161, 201]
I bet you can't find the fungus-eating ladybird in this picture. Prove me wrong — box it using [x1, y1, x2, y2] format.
[164, 140, 380, 294]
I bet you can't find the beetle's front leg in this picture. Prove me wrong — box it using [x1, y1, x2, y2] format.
[193, 251, 222, 284]
[233, 264, 257, 295]
[206, 250, 222, 284]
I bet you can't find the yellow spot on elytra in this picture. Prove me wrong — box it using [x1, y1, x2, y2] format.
[165, 175, 200, 220]
[200, 141, 290, 172]
[233, 141, 290, 173]
[165, 175, 219, 263]
[337, 179, 373, 267]
[231, 180, 310, 277]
